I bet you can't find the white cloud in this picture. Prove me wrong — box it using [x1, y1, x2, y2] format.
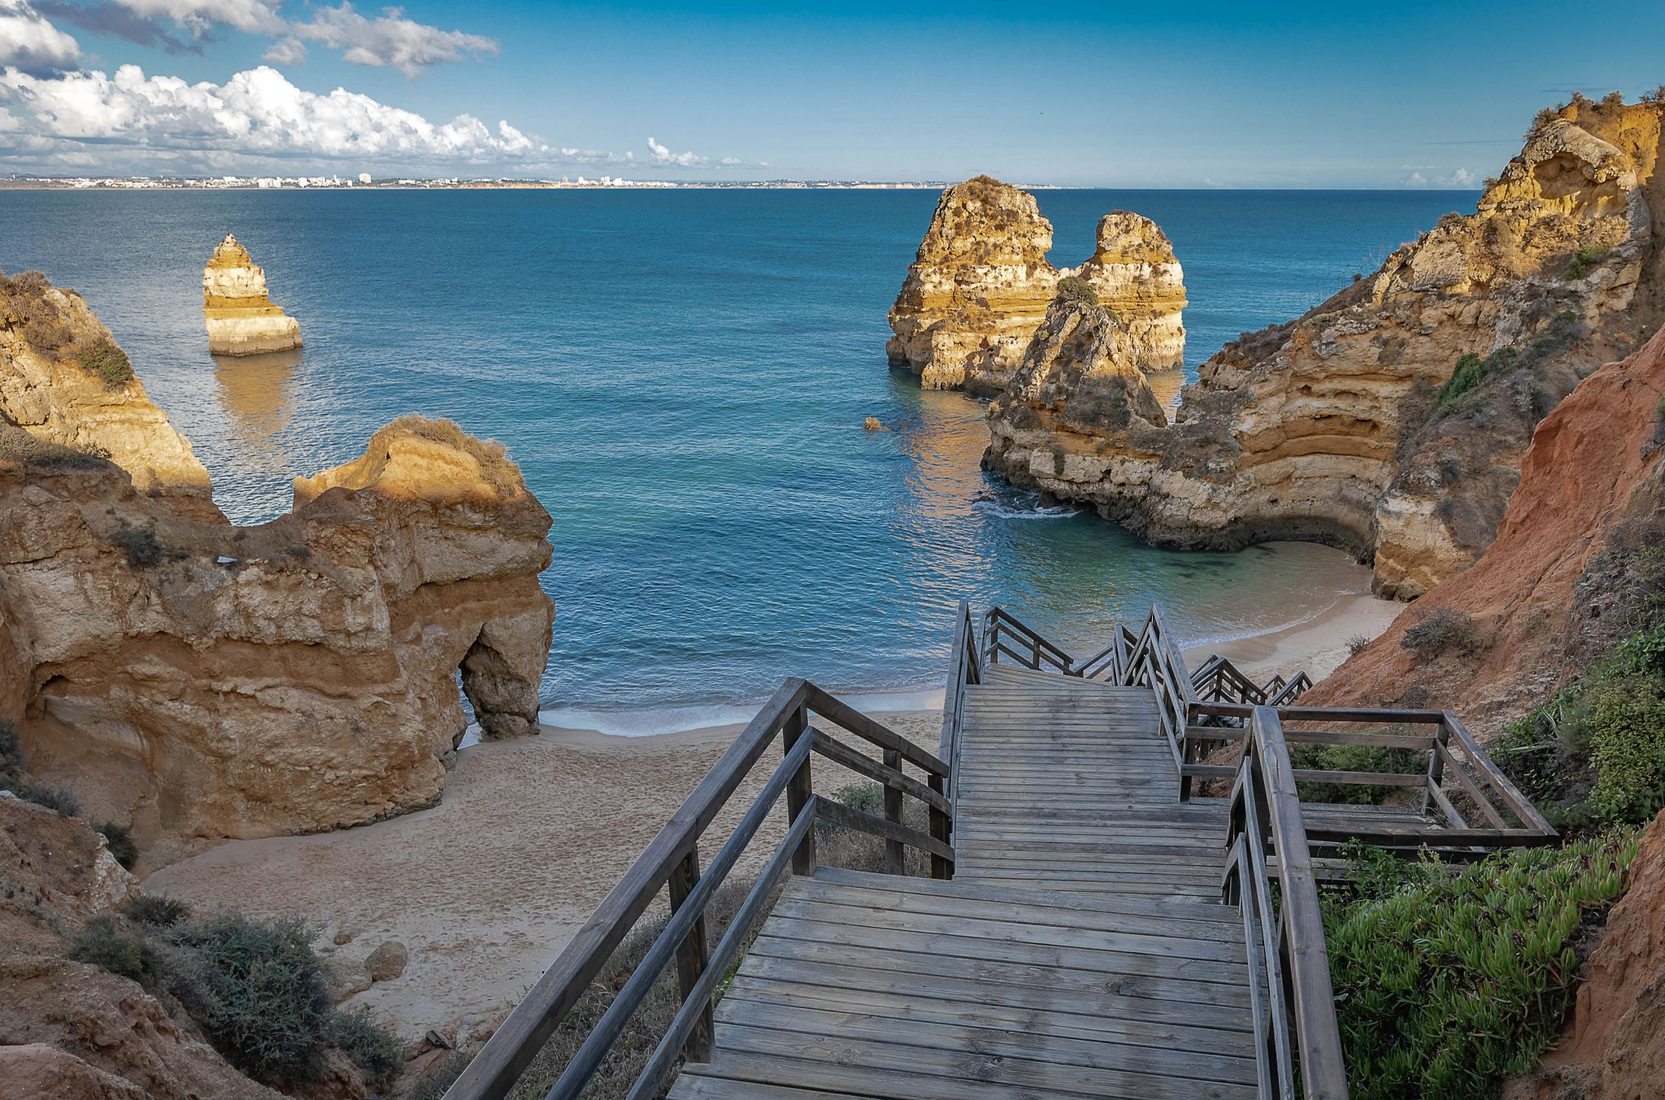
[0, 0, 81, 73]
[263, 35, 306, 65]
[286, 4, 497, 78]
[646, 135, 705, 167]
[113, 0, 283, 34]
[0, 63, 546, 168]
[1449, 167, 1477, 187]
[1406, 170, 1428, 186]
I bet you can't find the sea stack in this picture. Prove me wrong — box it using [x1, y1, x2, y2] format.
[202, 233, 303, 356]
[887, 175, 1186, 395]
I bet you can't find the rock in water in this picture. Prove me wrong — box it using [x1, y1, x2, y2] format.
[887, 176, 1187, 395]
[1065, 213, 1186, 372]
[985, 95, 1665, 598]
[202, 234, 303, 357]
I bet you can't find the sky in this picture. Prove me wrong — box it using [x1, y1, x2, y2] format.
[0, 0, 1662, 184]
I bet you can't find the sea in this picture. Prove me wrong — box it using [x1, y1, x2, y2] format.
[0, 187, 1472, 732]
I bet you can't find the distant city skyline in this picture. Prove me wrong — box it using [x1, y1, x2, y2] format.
[1, 0, 1661, 186]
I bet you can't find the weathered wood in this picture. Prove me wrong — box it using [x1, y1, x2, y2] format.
[784, 703, 816, 876]
[814, 796, 956, 862]
[1443, 711, 1557, 833]
[667, 847, 712, 1063]
[447, 677, 810, 1099]
[808, 729, 950, 812]
[804, 683, 950, 778]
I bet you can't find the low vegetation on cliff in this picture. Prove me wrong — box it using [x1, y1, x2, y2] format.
[1326, 834, 1637, 1100]
[0, 270, 134, 389]
[68, 898, 401, 1091]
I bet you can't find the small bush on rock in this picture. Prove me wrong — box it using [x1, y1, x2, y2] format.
[14, 781, 80, 816]
[113, 522, 164, 568]
[1054, 275, 1100, 307]
[69, 915, 156, 982]
[1401, 606, 1484, 658]
[1567, 245, 1607, 280]
[169, 913, 334, 1087]
[329, 1006, 402, 1088]
[125, 893, 191, 927]
[1327, 832, 1637, 1100]
[78, 338, 134, 389]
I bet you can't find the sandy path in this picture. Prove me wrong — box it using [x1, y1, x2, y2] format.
[145, 710, 945, 1041]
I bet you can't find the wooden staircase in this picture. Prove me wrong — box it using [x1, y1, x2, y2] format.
[449, 603, 1556, 1100]
[669, 664, 1258, 1098]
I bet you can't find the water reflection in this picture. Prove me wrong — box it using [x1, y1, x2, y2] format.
[212, 348, 301, 473]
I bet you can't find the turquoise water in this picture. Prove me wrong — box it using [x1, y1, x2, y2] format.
[0, 188, 1469, 727]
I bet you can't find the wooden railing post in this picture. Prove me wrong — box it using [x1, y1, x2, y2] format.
[666, 846, 713, 1062]
[928, 772, 953, 880]
[783, 704, 817, 875]
[1424, 722, 1449, 817]
[882, 747, 905, 874]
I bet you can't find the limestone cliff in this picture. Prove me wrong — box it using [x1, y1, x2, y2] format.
[203, 235, 303, 357]
[1307, 320, 1665, 731]
[1, 270, 219, 522]
[887, 176, 1186, 394]
[985, 96, 1664, 597]
[0, 274, 554, 846]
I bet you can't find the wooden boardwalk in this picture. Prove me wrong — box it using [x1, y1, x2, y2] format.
[669, 664, 1259, 1099]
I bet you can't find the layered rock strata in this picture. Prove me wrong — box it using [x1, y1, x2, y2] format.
[985, 97, 1664, 597]
[887, 176, 1186, 394]
[1, 274, 554, 844]
[202, 234, 303, 357]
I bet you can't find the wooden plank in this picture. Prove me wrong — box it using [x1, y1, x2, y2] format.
[813, 797, 956, 862]
[810, 728, 950, 812]
[808, 867, 1241, 923]
[713, 998, 1259, 1084]
[670, 1073, 883, 1100]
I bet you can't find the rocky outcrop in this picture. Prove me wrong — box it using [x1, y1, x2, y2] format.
[1504, 809, 1665, 1100]
[0, 797, 284, 1099]
[986, 96, 1664, 597]
[1, 270, 219, 522]
[1066, 212, 1186, 372]
[1307, 320, 1665, 731]
[887, 176, 1185, 394]
[203, 235, 303, 357]
[1, 274, 554, 845]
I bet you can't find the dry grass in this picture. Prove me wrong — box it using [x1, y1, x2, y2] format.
[378, 415, 523, 496]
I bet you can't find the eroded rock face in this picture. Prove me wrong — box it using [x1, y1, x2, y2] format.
[0, 271, 219, 522]
[1, 275, 555, 843]
[1503, 809, 1665, 1100]
[203, 234, 303, 357]
[1308, 320, 1665, 732]
[887, 176, 1186, 394]
[986, 97, 1664, 597]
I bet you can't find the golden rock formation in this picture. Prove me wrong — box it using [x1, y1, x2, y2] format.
[887, 176, 1186, 394]
[202, 234, 303, 357]
[1, 274, 554, 846]
[985, 96, 1664, 597]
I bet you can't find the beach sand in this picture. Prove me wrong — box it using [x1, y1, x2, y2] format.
[144, 595, 1405, 1041]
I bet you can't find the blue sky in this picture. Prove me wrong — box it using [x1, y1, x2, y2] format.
[2, 0, 1662, 183]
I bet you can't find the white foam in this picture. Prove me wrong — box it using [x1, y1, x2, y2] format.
[540, 684, 945, 738]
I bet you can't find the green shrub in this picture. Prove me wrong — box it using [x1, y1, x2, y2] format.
[1401, 606, 1484, 658]
[1054, 274, 1100, 307]
[14, 781, 80, 816]
[1289, 743, 1424, 804]
[1567, 245, 1607, 280]
[1583, 629, 1665, 822]
[329, 1006, 402, 1088]
[78, 338, 133, 389]
[125, 893, 192, 927]
[1327, 831, 1638, 1100]
[1438, 353, 1487, 409]
[169, 914, 334, 1087]
[97, 822, 138, 870]
[69, 915, 156, 982]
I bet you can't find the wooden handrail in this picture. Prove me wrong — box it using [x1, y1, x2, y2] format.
[982, 606, 1077, 674]
[939, 600, 981, 832]
[1223, 706, 1349, 1100]
[445, 679, 953, 1100]
[1184, 700, 1557, 853]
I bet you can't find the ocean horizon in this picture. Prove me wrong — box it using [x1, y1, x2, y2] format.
[0, 187, 1471, 730]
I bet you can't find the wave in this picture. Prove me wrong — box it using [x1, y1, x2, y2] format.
[536, 684, 946, 739]
[972, 492, 1079, 521]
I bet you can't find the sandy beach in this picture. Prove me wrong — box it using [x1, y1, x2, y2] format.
[144, 594, 1404, 1042]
